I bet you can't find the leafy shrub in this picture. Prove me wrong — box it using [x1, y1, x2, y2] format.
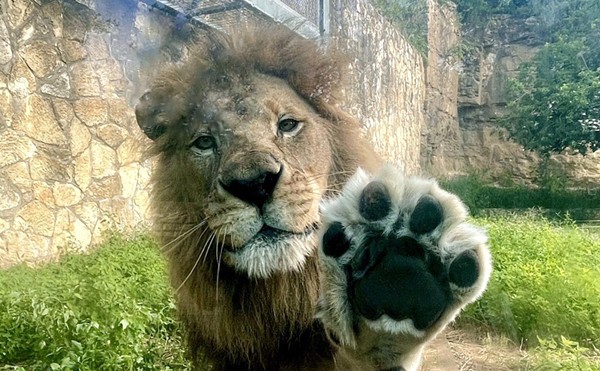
[441, 174, 600, 215]
[372, 0, 429, 58]
[439, 173, 493, 215]
[503, 40, 600, 155]
[2, 219, 599, 369]
[526, 337, 600, 370]
[461, 213, 600, 349]
[0, 234, 191, 370]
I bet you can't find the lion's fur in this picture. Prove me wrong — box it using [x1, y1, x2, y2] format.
[136, 24, 382, 369]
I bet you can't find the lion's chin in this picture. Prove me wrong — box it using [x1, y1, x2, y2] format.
[223, 226, 316, 279]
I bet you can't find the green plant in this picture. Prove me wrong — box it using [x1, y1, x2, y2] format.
[439, 172, 492, 215]
[2, 220, 599, 369]
[503, 40, 600, 155]
[536, 156, 569, 194]
[373, 0, 429, 58]
[461, 214, 600, 349]
[441, 173, 600, 214]
[453, 0, 535, 32]
[526, 336, 600, 370]
[0, 233, 192, 370]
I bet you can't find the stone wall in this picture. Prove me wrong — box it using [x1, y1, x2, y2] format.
[453, 15, 544, 183]
[329, 0, 425, 175]
[0, 0, 425, 267]
[425, 10, 600, 186]
[422, 0, 460, 175]
[0, 0, 183, 268]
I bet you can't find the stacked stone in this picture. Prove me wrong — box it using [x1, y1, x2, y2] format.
[0, 0, 152, 267]
[329, 0, 425, 176]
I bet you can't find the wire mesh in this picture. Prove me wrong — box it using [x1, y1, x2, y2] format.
[143, 0, 324, 34]
[278, 0, 320, 26]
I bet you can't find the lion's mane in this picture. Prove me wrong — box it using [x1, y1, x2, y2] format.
[138, 24, 380, 370]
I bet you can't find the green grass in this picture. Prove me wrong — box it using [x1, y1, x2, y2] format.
[527, 336, 600, 370]
[0, 233, 191, 371]
[462, 213, 600, 369]
[1, 215, 599, 369]
[440, 174, 600, 216]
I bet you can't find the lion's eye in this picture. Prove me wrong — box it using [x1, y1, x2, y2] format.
[277, 118, 303, 136]
[192, 135, 215, 151]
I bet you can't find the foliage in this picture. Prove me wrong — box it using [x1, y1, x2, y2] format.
[453, 0, 532, 28]
[440, 173, 600, 216]
[461, 213, 600, 349]
[2, 221, 600, 369]
[527, 337, 600, 370]
[372, 0, 429, 58]
[0, 234, 191, 370]
[503, 39, 600, 155]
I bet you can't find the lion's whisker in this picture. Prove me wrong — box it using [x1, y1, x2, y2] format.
[160, 220, 208, 253]
[200, 226, 217, 264]
[214, 226, 228, 304]
[176, 231, 215, 293]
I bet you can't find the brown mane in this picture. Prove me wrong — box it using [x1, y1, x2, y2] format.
[139, 24, 380, 369]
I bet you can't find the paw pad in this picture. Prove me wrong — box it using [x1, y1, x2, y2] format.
[409, 195, 443, 234]
[322, 222, 351, 258]
[359, 181, 392, 221]
[448, 250, 480, 288]
[317, 166, 491, 346]
[351, 235, 449, 330]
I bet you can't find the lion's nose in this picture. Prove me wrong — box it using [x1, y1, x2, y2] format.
[219, 153, 282, 209]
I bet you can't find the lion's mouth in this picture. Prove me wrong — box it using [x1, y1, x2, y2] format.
[222, 223, 319, 277]
[226, 224, 317, 253]
[257, 225, 303, 239]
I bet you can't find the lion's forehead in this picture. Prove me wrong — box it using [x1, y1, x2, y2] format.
[201, 92, 261, 117]
[194, 74, 310, 125]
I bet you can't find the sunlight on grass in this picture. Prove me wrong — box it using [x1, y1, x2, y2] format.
[461, 213, 600, 369]
[0, 233, 192, 370]
[1, 214, 599, 369]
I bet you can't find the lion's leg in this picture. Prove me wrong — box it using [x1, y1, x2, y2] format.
[316, 165, 492, 370]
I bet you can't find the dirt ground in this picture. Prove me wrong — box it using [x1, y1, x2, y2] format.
[421, 326, 526, 371]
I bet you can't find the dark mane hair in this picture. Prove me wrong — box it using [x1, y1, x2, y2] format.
[200, 24, 346, 105]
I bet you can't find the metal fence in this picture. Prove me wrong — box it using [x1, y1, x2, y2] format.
[139, 0, 329, 38]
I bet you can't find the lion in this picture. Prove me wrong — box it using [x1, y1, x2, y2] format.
[135, 24, 492, 371]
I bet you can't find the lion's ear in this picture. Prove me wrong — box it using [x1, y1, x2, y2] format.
[135, 90, 168, 140]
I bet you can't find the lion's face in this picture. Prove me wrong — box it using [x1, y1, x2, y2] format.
[202, 74, 333, 277]
[141, 73, 334, 278]
[135, 25, 371, 282]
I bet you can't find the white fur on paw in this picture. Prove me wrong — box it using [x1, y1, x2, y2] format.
[317, 165, 492, 343]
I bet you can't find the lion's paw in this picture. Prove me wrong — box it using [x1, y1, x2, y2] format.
[316, 166, 492, 369]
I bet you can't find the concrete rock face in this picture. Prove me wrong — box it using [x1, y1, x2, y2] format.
[329, 0, 425, 175]
[0, 0, 425, 267]
[0, 0, 158, 267]
[422, 0, 462, 176]
[424, 9, 600, 186]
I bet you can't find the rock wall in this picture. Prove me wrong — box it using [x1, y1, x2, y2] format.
[454, 15, 544, 183]
[422, 0, 460, 175]
[425, 10, 600, 186]
[0, 0, 188, 268]
[329, 0, 425, 175]
[0, 0, 425, 267]
[0, 0, 199, 267]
